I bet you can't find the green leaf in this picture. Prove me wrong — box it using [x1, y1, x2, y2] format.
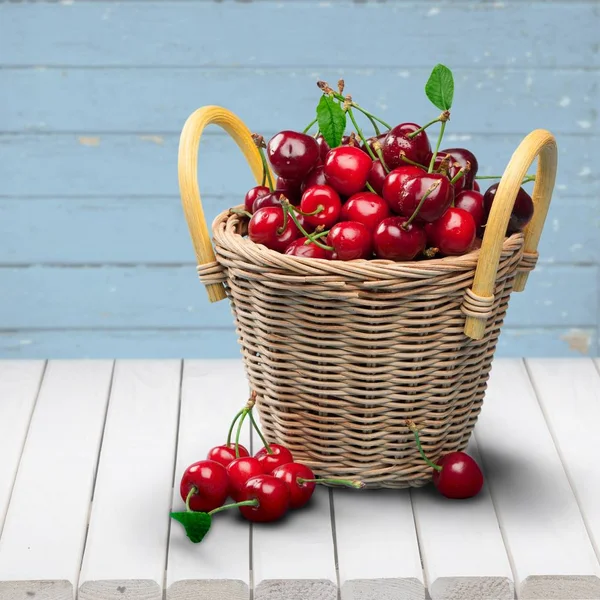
[316, 95, 346, 148]
[170, 511, 212, 544]
[425, 64, 454, 111]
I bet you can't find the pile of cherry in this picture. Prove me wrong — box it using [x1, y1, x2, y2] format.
[170, 395, 484, 544]
[240, 65, 535, 261]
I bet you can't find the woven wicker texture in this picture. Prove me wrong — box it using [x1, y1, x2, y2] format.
[198, 211, 525, 488]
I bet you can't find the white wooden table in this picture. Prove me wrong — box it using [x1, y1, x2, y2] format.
[1, 359, 600, 600]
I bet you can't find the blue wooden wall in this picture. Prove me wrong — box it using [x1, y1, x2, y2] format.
[0, 1, 598, 358]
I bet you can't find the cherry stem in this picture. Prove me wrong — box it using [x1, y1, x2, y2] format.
[185, 486, 197, 512]
[403, 180, 441, 227]
[331, 91, 391, 129]
[254, 140, 274, 192]
[407, 113, 446, 139]
[248, 410, 273, 454]
[450, 162, 470, 185]
[231, 208, 253, 219]
[374, 145, 390, 174]
[365, 182, 377, 194]
[303, 117, 318, 134]
[297, 477, 364, 489]
[282, 201, 334, 251]
[208, 499, 259, 515]
[406, 421, 442, 472]
[277, 196, 290, 235]
[293, 204, 324, 217]
[306, 230, 330, 243]
[400, 154, 428, 170]
[475, 174, 536, 185]
[346, 107, 377, 161]
[235, 409, 249, 458]
[226, 408, 246, 447]
[428, 120, 447, 173]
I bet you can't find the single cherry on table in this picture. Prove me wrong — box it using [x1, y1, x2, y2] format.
[227, 456, 264, 501]
[180, 459, 230, 512]
[238, 474, 291, 522]
[255, 443, 294, 474]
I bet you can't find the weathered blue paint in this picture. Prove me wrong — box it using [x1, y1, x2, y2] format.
[0, 0, 597, 358]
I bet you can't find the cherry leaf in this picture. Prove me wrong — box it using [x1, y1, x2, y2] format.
[425, 64, 454, 111]
[170, 511, 212, 544]
[316, 95, 346, 148]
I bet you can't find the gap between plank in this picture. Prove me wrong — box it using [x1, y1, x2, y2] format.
[0, 360, 47, 540]
[524, 358, 600, 564]
[327, 488, 342, 599]
[408, 488, 430, 595]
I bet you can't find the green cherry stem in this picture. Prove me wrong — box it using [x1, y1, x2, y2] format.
[331, 92, 391, 129]
[475, 174, 536, 185]
[303, 117, 318, 134]
[252, 134, 275, 192]
[450, 162, 470, 185]
[346, 107, 377, 161]
[298, 478, 364, 489]
[230, 208, 253, 219]
[208, 499, 259, 516]
[293, 204, 325, 217]
[185, 486, 197, 512]
[226, 408, 246, 447]
[365, 182, 377, 194]
[407, 111, 449, 139]
[400, 153, 428, 170]
[403, 180, 441, 227]
[428, 120, 447, 173]
[305, 230, 330, 244]
[374, 144, 390, 174]
[249, 411, 273, 454]
[406, 420, 442, 472]
[234, 409, 250, 458]
[282, 201, 334, 251]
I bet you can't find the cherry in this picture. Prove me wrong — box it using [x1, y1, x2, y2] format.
[207, 444, 250, 468]
[301, 165, 328, 192]
[368, 159, 388, 196]
[284, 237, 331, 259]
[255, 443, 294, 474]
[483, 183, 534, 234]
[275, 176, 303, 205]
[396, 172, 454, 222]
[433, 151, 468, 193]
[248, 206, 300, 252]
[244, 186, 270, 214]
[324, 146, 373, 197]
[441, 147, 479, 190]
[180, 460, 229, 512]
[300, 185, 342, 229]
[454, 190, 485, 229]
[433, 452, 484, 499]
[373, 217, 426, 260]
[341, 192, 390, 232]
[425, 208, 476, 256]
[226, 456, 264, 501]
[362, 132, 388, 155]
[382, 123, 431, 170]
[252, 191, 283, 213]
[328, 221, 372, 260]
[272, 462, 316, 509]
[473, 180, 481, 192]
[238, 474, 290, 523]
[267, 131, 320, 179]
[382, 165, 426, 214]
[315, 135, 331, 164]
[341, 134, 363, 149]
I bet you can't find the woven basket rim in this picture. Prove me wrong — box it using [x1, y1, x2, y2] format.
[211, 206, 525, 280]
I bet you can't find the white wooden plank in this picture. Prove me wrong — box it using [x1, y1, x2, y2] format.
[411, 438, 514, 600]
[334, 487, 425, 600]
[78, 360, 182, 600]
[526, 359, 600, 559]
[166, 359, 251, 600]
[475, 359, 600, 599]
[0, 360, 113, 600]
[0, 361, 45, 534]
[252, 485, 337, 599]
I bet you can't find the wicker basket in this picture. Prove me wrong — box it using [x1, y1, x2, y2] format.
[179, 106, 557, 489]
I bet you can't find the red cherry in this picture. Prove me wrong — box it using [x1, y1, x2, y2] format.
[382, 165, 427, 214]
[473, 180, 481, 192]
[426, 208, 476, 256]
[248, 206, 300, 253]
[300, 185, 342, 229]
[301, 165, 328, 192]
[275, 176, 303, 205]
[454, 190, 485, 229]
[382, 123, 432, 170]
[362, 132, 388, 155]
[255, 443, 294, 474]
[328, 221, 372, 260]
[367, 159, 388, 196]
[341, 192, 390, 232]
[267, 131, 320, 179]
[396, 173, 454, 222]
[252, 191, 283, 213]
[285, 237, 331, 259]
[238, 474, 290, 523]
[483, 183, 534, 234]
[180, 460, 229, 512]
[433, 151, 468, 193]
[226, 456, 263, 501]
[315, 135, 331, 164]
[272, 462, 316, 510]
[207, 444, 250, 468]
[432, 452, 484, 499]
[324, 146, 373, 197]
[441, 147, 479, 190]
[244, 186, 270, 213]
[373, 217, 426, 260]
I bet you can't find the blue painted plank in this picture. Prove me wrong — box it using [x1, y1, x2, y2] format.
[0, 197, 597, 265]
[0, 264, 595, 329]
[1, 133, 594, 197]
[0, 68, 596, 134]
[0, 2, 596, 68]
[0, 327, 595, 360]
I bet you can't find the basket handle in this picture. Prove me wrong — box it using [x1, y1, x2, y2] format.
[178, 106, 269, 302]
[462, 129, 558, 340]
